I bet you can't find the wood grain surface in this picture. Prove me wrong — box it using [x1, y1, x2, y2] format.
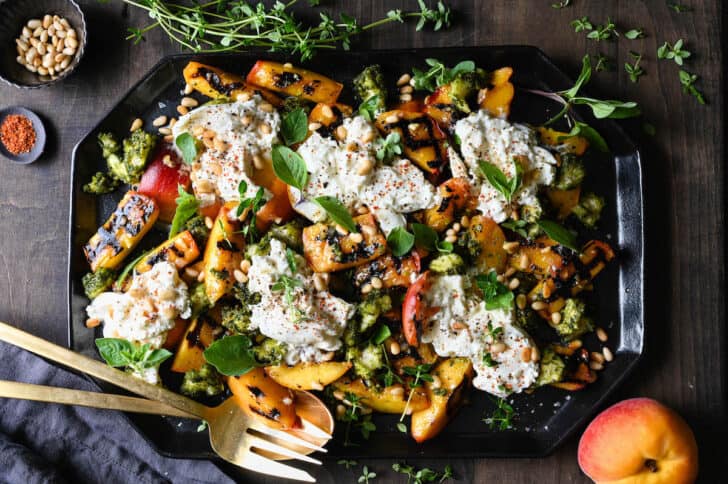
[0, 1, 724, 482]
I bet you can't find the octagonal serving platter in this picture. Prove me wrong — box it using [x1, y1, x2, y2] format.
[68, 46, 644, 461]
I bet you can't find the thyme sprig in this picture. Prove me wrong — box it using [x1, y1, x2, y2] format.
[116, 0, 452, 60]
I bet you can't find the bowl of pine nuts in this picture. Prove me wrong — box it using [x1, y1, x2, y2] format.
[0, 0, 86, 88]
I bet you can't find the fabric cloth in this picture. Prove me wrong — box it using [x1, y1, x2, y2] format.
[0, 340, 233, 484]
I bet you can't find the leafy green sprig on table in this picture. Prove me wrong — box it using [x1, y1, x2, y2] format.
[624, 51, 645, 83]
[392, 462, 454, 483]
[117, 0, 452, 61]
[96, 338, 173, 374]
[397, 363, 434, 430]
[657, 38, 691, 65]
[678, 70, 706, 105]
[340, 392, 377, 446]
[359, 465, 377, 484]
[523, 54, 640, 152]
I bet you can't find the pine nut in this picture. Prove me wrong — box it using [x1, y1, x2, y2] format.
[521, 347, 532, 362]
[65, 37, 78, 49]
[177, 105, 189, 115]
[356, 158, 374, 176]
[431, 375, 442, 389]
[397, 73, 411, 86]
[184, 267, 199, 278]
[259, 123, 272, 134]
[491, 342, 506, 354]
[158, 127, 172, 135]
[313, 273, 327, 292]
[531, 300, 547, 311]
[15, 55, 23, 65]
[400, 85, 413, 94]
[496, 274, 505, 283]
[590, 351, 605, 364]
[59, 57, 70, 69]
[349, 232, 364, 244]
[16, 38, 28, 51]
[385, 114, 400, 124]
[399, 93, 412, 102]
[60, 18, 70, 29]
[321, 105, 334, 118]
[445, 234, 457, 243]
[508, 278, 520, 290]
[259, 102, 274, 112]
[589, 361, 604, 371]
[28, 19, 42, 29]
[169, 118, 177, 128]
[233, 269, 248, 284]
[516, 293, 527, 310]
[308, 122, 321, 131]
[56, 29, 67, 39]
[335, 224, 349, 236]
[596, 327, 608, 342]
[153, 115, 167, 127]
[531, 345, 540, 362]
[181, 96, 198, 108]
[213, 137, 227, 151]
[253, 154, 266, 170]
[551, 311, 562, 325]
[336, 125, 348, 139]
[446, 228, 455, 237]
[33, 26, 44, 38]
[451, 321, 467, 330]
[370, 276, 383, 289]
[85, 318, 101, 328]
[361, 283, 373, 294]
[602, 346, 614, 362]
[336, 404, 346, 418]
[236, 91, 251, 102]
[388, 340, 401, 355]
[333, 390, 345, 401]
[390, 385, 405, 397]
[130, 118, 143, 132]
[460, 215, 470, 228]
[197, 271, 205, 282]
[204, 216, 214, 229]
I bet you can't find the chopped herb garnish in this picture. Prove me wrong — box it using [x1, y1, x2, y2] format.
[375, 132, 403, 161]
[475, 271, 514, 311]
[483, 397, 515, 430]
[657, 38, 691, 66]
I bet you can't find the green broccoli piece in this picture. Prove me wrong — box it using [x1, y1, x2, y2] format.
[232, 281, 262, 307]
[535, 347, 566, 386]
[553, 154, 586, 190]
[107, 130, 158, 184]
[448, 69, 489, 113]
[98, 132, 121, 159]
[555, 298, 593, 341]
[220, 303, 254, 334]
[183, 215, 210, 247]
[82, 268, 115, 299]
[353, 65, 387, 118]
[245, 239, 271, 259]
[253, 338, 287, 365]
[280, 96, 313, 116]
[429, 253, 465, 275]
[572, 192, 605, 229]
[189, 283, 211, 319]
[83, 171, 120, 195]
[520, 202, 544, 224]
[266, 221, 303, 252]
[359, 292, 392, 334]
[180, 363, 225, 397]
[346, 343, 385, 382]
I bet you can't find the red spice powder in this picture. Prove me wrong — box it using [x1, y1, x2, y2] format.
[1, 114, 36, 155]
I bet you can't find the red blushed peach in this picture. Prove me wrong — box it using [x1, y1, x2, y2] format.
[578, 398, 698, 484]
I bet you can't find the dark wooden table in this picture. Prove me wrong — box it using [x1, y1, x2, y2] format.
[0, 1, 724, 482]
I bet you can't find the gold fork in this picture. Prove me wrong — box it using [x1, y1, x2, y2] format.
[0, 321, 328, 482]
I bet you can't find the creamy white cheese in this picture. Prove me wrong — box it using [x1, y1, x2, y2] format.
[420, 274, 539, 397]
[86, 261, 191, 349]
[453, 110, 557, 223]
[247, 239, 355, 364]
[172, 97, 280, 207]
[293, 115, 435, 235]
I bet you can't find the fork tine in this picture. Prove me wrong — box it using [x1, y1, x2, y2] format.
[249, 422, 328, 453]
[246, 432, 322, 465]
[299, 417, 333, 440]
[238, 451, 316, 482]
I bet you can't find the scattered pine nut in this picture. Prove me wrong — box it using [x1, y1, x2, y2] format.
[130, 118, 143, 132]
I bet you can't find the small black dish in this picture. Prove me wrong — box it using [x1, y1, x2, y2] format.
[0, 106, 46, 163]
[0, 0, 87, 88]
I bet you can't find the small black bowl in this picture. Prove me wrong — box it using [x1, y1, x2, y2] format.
[0, 0, 87, 88]
[0, 107, 46, 163]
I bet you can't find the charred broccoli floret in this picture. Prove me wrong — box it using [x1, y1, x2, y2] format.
[535, 347, 566, 386]
[107, 130, 158, 184]
[253, 338, 287, 365]
[520, 202, 544, 224]
[82, 268, 115, 299]
[189, 283, 210, 319]
[220, 303, 253, 334]
[346, 343, 385, 382]
[555, 298, 593, 341]
[183, 215, 210, 247]
[343, 293, 392, 347]
[83, 171, 120, 195]
[553, 154, 586, 190]
[265, 221, 303, 252]
[572, 192, 605, 228]
[180, 363, 225, 397]
[280, 96, 313, 116]
[429, 253, 465, 275]
[98, 132, 121, 159]
[353, 65, 387, 118]
[449, 68, 489, 112]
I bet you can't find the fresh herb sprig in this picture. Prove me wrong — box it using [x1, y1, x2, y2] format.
[117, 0, 452, 61]
[169, 185, 199, 237]
[375, 132, 403, 161]
[483, 397, 515, 430]
[524, 54, 641, 152]
[203, 335, 260, 376]
[679, 70, 706, 104]
[411, 58, 475, 92]
[475, 271, 514, 311]
[386, 223, 454, 257]
[359, 465, 377, 484]
[235, 180, 266, 242]
[624, 51, 645, 83]
[478, 159, 523, 203]
[398, 363, 434, 427]
[657, 38, 691, 65]
[96, 338, 172, 375]
[340, 392, 377, 446]
[586, 17, 618, 42]
[392, 462, 455, 483]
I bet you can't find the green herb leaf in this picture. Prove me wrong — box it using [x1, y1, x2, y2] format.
[175, 132, 199, 165]
[280, 108, 308, 146]
[285, 247, 298, 273]
[551, 0, 571, 8]
[562, 55, 592, 99]
[338, 459, 359, 469]
[483, 397, 515, 430]
[114, 250, 151, 289]
[375, 132, 403, 161]
[667, 2, 691, 13]
[678, 69, 706, 104]
[501, 219, 529, 238]
[95, 338, 172, 372]
[562, 121, 609, 153]
[475, 271, 514, 311]
[657, 39, 691, 66]
[372, 324, 392, 344]
[482, 352, 499, 367]
[411, 58, 474, 92]
[313, 196, 358, 233]
[624, 51, 645, 83]
[411, 223, 438, 251]
[624, 28, 644, 40]
[203, 335, 259, 376]
[170, 186, 199, 237]
[272, 145, 308, 190]
[358, 95, 381, 121]
[396, 422, 407, 433]
[537, 219, 578, 251]
[478, 160, 522, 203]
[570, 16, 593, 33]
[387, 226, 415, 256]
